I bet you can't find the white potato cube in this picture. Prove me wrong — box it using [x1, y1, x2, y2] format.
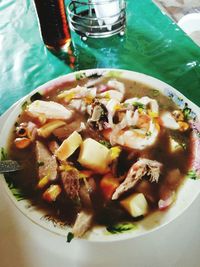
[78, 138, 110, 173]
[120, 193, 148, 217]
[55, 131, 82, 161]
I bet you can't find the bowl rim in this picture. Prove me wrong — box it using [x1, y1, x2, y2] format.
[1, 68, 200, 242]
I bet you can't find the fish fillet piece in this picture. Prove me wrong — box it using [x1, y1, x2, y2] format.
[27, 100, 72, 120]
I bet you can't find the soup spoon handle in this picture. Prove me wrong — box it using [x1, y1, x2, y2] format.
[0, 160, 22, 173]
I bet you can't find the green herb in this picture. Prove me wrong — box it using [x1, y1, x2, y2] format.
[146, 131, 152, 137]
[30, 92, 42, 102]
[151, 89, 160, 97]
[132, 102, 145, 109]
[99, 140, 112, 149]
[75, 72, 86, 80]
[87, 73, 102, 79]
[187, 170, 198, 180]
[66, 232, 74, 243]
[183, 106, 191, 120]
[123, 103, 129, 108]
[180, 143, 187, 150]
[10, 187, 26, 201]
[106, 222, 137, 234]
[0, 147, 8, 161]
[5, 178, 26, 201]
[21, 101, 29, 111]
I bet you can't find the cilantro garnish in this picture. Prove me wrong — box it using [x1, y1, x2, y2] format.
[187, 170, 198, 180]
[99, 140, 112, 149]
[75, 72, 86, 80]
[132, 102, 145, 109]
[87, 73, 102, 79]
[146, 131, 152, 137]
[106, 222, 137, 234]
[0, 147, 8, 161]
[183, 105, 191, 120]
[21, 101, 29, 111]
[67, 232, 74, 243]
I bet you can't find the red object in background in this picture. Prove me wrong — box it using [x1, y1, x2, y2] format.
[34, 0, 71, 49]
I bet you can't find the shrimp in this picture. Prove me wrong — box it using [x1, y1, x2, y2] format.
[104, 119, 159, 149]
[124, 96, 159, 114]
[103, 100, 160, 150]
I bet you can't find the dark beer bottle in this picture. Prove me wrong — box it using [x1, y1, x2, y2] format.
[34, 0, 71, 49]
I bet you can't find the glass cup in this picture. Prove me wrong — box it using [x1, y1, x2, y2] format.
[34, 0, 71, 49]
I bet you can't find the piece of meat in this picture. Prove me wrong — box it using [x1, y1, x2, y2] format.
[72, 210, 93, 238]
[112, 158, 162, 200]
[53, 117, 83, 141]
[82, 124, 103, 141]
[79, 177, 96, 209]
[61, 169, 80, 201]
[87, 101, 108, 131]
[135, 180, 157, 203]
[35, 141, 58, 181]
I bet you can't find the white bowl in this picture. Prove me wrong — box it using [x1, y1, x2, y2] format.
[1, 69, 200, 242]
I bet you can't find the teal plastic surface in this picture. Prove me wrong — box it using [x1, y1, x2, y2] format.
[0, 0, 200, 115]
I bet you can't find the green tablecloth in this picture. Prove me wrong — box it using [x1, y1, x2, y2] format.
[0, 0, 200, 115]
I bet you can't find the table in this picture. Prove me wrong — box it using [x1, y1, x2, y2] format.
[0, 0, 200, 115]
[1, 1, 200, 266]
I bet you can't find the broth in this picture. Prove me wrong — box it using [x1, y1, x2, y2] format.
[7, 75, 193, 237]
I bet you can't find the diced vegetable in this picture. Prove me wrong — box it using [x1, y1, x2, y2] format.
[109, 146, 121, 161]
[55, 131, 82, 161]
[169, 137, 184, 153]
[100, 173, 120, 199]
[59, 163, 77, 172]
[37, 120, 66, 138]
[37, 175, 49, 189]
[178, 121, 189, 132]
[42, 184, 62, 202]
[14, 137, 31, 149]
[79, 170, 94, 179]
[172, 110, 184, 122]
[120, 193, 148, 217]
[78, 138, 110, 173]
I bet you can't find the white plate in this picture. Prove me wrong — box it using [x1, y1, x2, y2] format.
[1, 68, 200, 242]
[1, 72, 200, 266]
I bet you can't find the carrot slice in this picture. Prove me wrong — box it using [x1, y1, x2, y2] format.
[100, 173, 120, 200]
